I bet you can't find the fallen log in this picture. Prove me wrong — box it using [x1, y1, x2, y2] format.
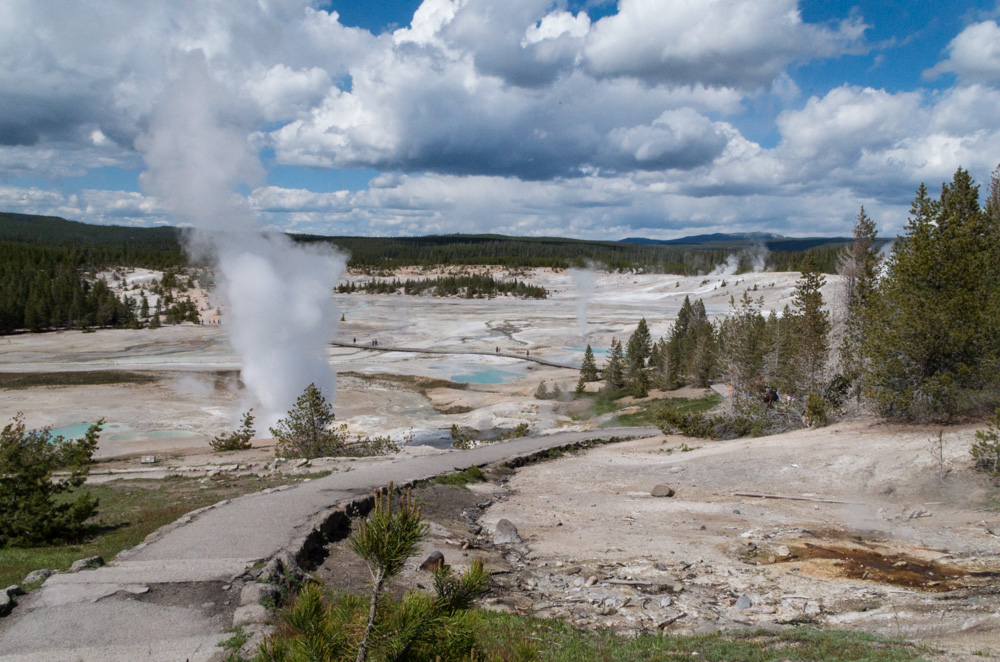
[732, 492, 863, 505]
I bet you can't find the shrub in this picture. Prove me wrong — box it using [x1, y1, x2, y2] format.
[971, 409, 1000, 475]
[255, 484, 489, 662]
[210, 408, 255, 452]
[803, 393, 829, 428]
[0, 414, 101, 547]
[270, 384, 348, 459]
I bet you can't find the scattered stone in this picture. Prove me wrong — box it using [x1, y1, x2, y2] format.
[804, 601, 822, 616]
[735, 595, 752, 610]
[773, 545, 790, 558]
[22, 569, 53, 585]
[651, 484, 676, 498]
[572, 577, 585, 587]
[660, 596, 673, 608]
[494, 519, 522, 544]
[232, 604, 269, 627]
[70, 556, 104, 572]
[584, 575, 598, 587]
[240, 582, 281, 607]
[0, 592, 12, 617]
[420, 551, 446, 571]
[654, 562, 667, 571]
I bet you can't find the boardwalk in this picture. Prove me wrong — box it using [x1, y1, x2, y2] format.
[332, 339, 580, 370]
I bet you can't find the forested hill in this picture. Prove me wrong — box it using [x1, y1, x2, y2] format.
[0, 212, 184, 269]
[2, 211, 856, 273]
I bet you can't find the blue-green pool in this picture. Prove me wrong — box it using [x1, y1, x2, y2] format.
[450, 366, 521, 384]
[48, 423, 97, 440]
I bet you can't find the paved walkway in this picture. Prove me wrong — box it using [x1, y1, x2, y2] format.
[331, 340, 580, 370]
[0, 427, 657, 662]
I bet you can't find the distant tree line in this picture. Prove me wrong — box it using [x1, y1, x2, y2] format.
[336, 273, 547, 299]
[300, 233, 848, 274]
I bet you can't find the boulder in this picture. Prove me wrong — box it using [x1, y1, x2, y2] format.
[232, 604, 269, 627]
[240, 582, 281, 607]
[70, 556, 104, 572]
[493, 519, 522, 544]
[0, 591, 11, 617]
[23, 569, 53, 585]
[651, 484, 676, 498]
[419, 551, 445, 571]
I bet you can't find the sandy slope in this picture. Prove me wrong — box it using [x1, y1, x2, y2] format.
[479, 420, 1000, 658]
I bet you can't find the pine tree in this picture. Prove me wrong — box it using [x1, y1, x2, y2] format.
[718, 292, 767, 398]
[625, 318, 652, 397]
[211, 409, 255, 452]
[864, 168, 1000, 420]
[665, 297, 693, 389]
[603, 338, 626, 392]
[791, 250, 830, 394]
[270, 383, 346, 458]
[579, 344, 599, 382]
[837, 207, 881, 394]
[0, 415, 101, 546]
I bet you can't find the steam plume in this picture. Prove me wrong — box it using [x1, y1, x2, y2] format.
[138, 53, 344, 425]
[568, 267, 594, 336]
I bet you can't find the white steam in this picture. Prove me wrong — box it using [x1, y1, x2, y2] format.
[707, 245, 770, 277]
[138, 52, 344, 426]
[568, 267, 595, 336]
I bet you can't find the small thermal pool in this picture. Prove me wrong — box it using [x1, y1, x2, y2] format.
[450, 366, 521, 384]
[48, 423, 97, 440]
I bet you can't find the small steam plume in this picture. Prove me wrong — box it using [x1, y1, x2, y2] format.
[707, 253, 740, 277]
[138, 53, 344, 425]
[568, 266, 595, 336]
[708, 245, 770, 277]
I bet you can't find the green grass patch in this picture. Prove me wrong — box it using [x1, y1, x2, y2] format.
[0, 471, 329, 589]
[473, 611, 926, 661]
[576, 391, 722, 428]
[0, 371, 160, 389]
[433, 465, 487, 487]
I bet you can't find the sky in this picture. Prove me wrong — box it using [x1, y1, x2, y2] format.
[2, 0, 1000, 240]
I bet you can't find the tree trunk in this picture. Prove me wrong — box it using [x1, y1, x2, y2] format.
[356, 570, 384, 662]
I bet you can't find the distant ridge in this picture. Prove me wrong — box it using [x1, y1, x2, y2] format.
[620, 232, 883, 254]
[621, 232, 783, 245]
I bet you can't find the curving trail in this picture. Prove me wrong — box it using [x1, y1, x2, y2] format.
[0, 426, 658, 662]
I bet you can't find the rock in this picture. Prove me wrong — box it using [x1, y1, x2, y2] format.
[239, 624, 277, 659]
[240, 582, 281, 607]
[4, 586, 24, 598]
[660, 596, 673, 607]
[572, 577, 585, 587]
[262, 551, 305, 587]
[23, 569, 52, 585]
[232, 604, 270, 627]
[70, 556, 104, 572]
[0, 591, 11, 617]
[651, 484, 676, 498]
[493, 519, 522, 544]
[773, 545, 790, 558]
[735, 595, 753, 610]
[584, 575, 598, 587]
[419, 551, 446, 571]
[804, 601, 822, 616]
